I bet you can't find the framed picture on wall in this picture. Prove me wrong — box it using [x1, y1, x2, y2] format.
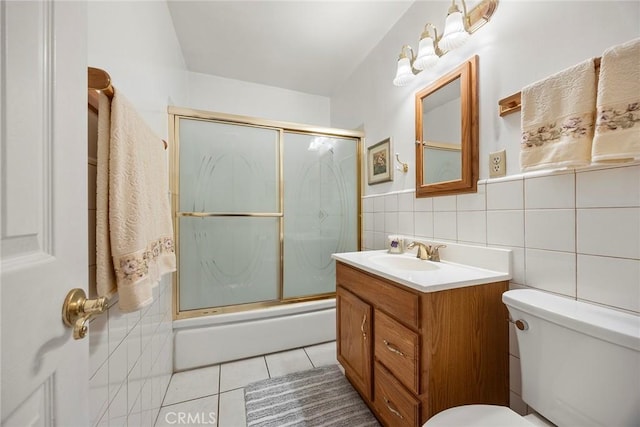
[367, 137, 393, 185]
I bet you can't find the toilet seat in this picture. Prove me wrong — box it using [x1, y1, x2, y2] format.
[423, 405, 534, 427]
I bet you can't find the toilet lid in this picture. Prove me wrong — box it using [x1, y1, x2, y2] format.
[423, 405, 534, 427]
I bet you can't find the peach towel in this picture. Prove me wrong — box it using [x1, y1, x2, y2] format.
[592, 38, 640, 163]
[520, 59, 597, 171]
[97, 90, 176, 312]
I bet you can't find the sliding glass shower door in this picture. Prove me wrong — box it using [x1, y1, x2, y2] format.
[283, 132, 358, 298]
[177, 118, 281, 311]
[171, 110, 361, 318]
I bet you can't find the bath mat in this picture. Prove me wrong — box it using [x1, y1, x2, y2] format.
[244, 365, 380, 427]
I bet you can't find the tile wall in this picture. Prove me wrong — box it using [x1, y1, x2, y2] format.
[362, 163, 640, 414]
[88, 110, 174, 427]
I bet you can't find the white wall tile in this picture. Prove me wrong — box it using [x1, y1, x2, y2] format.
[414, 211, 434, 238]
[363, 197, 374, 213]
[128, 359, 142, 415]
[487, 179, 524, 210]
[525, 172, 575, 209]
[374, 232, 385, 250]
[90, 313, 109, 377]
[398, 211, 414, 236]
[525, 209, 575, 252]
[525, 249, 576, 297]
[414, 196, 433, 212]
[434, 212, 457, 241]
[374, 212, 385, 233]
[433, 195, 456, 211]
[398, 192, 414, 212]
[90, 363, 109, 427]
[577, 208, 640, 259]
[108, 303, 128, 355]
[487, 211, 525, 247]
[127, 395, 141, 427]
[577, 165, 640, 208]
[457, 211, 486, 244]
[457, 183, 486, 211]
[384, 193, 398, 212]
[363, 212, 374, 231]
[363, 231, 374, 250]
[109, 383, 128, 427]
[109, 342, 128, 404]
[373, 195, 385, 212]
[384, 212, 399, 235]
[127, 323, 142, 375]
[577, 255, 640, 313]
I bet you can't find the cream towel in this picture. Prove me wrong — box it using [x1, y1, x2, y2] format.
[99, 90, 176, 312]
[96, 92, 117, 299]
[520, 59, 597, 171]
[592, 38, 640, 162]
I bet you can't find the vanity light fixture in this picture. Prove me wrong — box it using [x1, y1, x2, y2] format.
[393, 0, 498, 86]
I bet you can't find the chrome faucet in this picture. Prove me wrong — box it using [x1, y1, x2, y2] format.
[406, 242, 447, 262]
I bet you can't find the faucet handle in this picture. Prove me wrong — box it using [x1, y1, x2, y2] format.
[428, 244, 447, 262]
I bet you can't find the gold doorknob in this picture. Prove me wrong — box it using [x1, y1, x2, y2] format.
[62, 288, 108, 340]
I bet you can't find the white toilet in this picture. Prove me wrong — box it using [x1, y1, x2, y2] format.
[424, 289, 640, 427]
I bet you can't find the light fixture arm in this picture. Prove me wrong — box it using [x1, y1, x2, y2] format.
[398, 44, 416, 62]
[458, 0, 470, 31]
[422, 23, 443, 57]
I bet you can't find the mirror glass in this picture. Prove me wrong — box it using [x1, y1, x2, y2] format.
[422, 77, 461, 184]
[415, 56, 478, 197]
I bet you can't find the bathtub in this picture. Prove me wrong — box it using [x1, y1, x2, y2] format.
[173, 299, 336, 371]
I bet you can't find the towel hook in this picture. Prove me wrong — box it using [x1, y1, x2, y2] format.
[395, 153, 409, 173]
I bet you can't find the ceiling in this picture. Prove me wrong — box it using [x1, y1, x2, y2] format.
[167, 1, 414, 97]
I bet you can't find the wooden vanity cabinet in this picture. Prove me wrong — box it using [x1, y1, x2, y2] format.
[336, 261, 509, 426]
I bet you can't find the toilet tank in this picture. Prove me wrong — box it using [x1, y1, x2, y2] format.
[503, 289, 640, 427]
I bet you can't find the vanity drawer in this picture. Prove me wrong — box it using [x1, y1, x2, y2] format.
[374, 362, 420, 427]
[374, 309, 419, 394]
[336, 262, 419, 328]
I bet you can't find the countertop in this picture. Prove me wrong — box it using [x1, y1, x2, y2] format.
[332, 250, 511, 293]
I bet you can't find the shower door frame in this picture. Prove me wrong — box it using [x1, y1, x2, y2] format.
[168, 106, 363, 320]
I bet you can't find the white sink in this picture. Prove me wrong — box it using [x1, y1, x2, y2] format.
[369, 254, 439, 271]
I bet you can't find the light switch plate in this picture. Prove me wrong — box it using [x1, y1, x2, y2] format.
[489, 149, 506, 178]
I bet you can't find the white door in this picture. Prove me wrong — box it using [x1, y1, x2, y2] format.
[1, 1, 89, 426]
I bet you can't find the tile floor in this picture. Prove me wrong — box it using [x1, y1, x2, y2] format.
[154, 341, 338, 427]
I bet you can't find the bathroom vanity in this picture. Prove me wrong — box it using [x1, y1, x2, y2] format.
[333, 248, 511, 427]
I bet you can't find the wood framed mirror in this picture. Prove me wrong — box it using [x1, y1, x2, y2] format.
[415, 55, 478, 198]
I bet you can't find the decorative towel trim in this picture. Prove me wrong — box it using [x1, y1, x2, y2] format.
[115, 236, 175, 285]
[596, 101, 640, 133]
[522, 112, 594, 148]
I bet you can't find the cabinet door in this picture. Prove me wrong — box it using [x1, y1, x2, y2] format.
[337, 286, 372, 401]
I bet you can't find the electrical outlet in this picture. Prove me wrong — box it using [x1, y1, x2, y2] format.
[489, 149, 506, 177]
